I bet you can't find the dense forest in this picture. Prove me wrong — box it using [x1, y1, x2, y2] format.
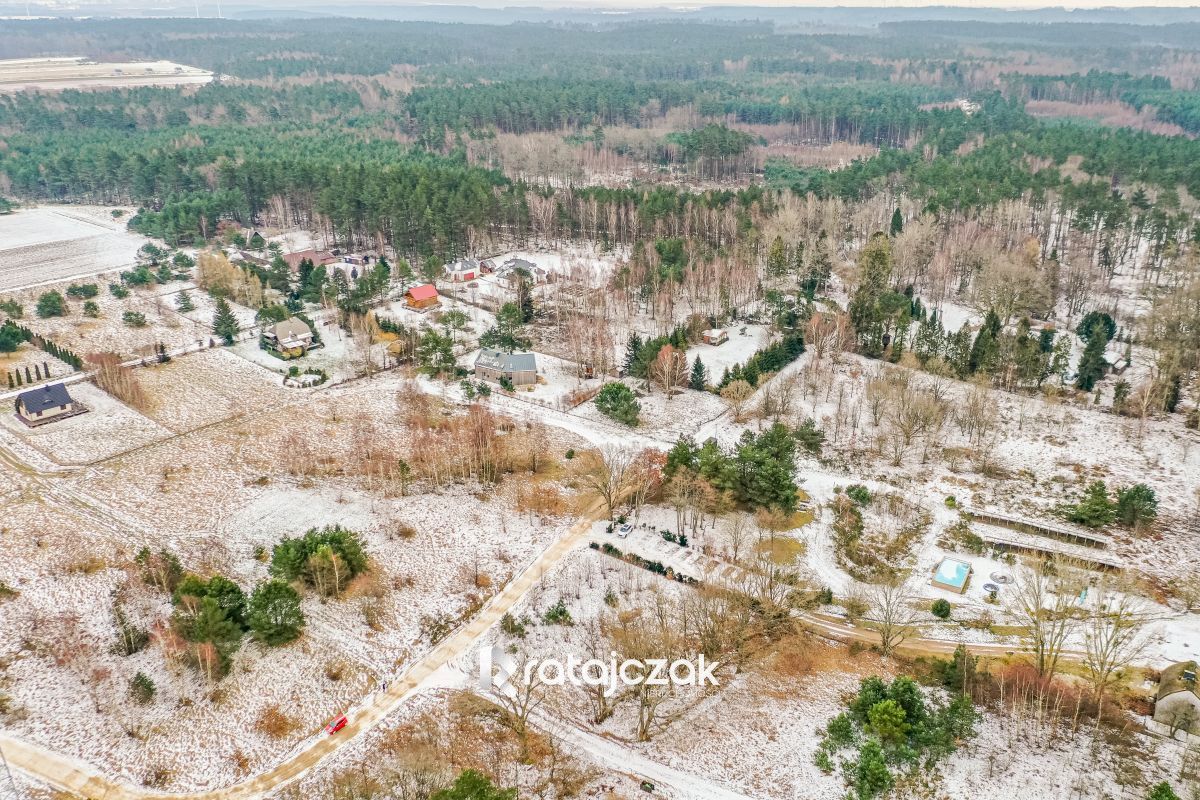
[3, 15, 1200, 266]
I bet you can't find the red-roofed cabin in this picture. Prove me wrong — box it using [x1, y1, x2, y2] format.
[404, 283, 440, 310]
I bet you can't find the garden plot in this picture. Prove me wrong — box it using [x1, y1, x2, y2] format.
[0, 206, 146, 291]
[0, 344, 75, 387]
[14, 281, 209, 359]
[574, 378, 727, 441]
[680, 323, 772, 380]
[487, 244, 626, 285]
[0, 381, 171, 465]
[132, 348, 292, 433]
[171, 289, 259, 338]
[459, 349, 603, 409]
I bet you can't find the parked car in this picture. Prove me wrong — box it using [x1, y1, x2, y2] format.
[617, 523, 633, 538]
[325, 714, 348, 735]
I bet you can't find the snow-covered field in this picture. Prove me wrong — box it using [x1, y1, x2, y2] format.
[0, 368, 584, 791]
[0, 206, 147, 291]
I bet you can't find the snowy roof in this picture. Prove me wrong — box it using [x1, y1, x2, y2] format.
[476, 348, 537, 373]
[17, 383, 73, 413]
[269, 318, 312, 343]
[446, 258, 480, 272]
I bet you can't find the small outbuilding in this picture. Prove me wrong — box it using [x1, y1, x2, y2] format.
[404, 284, 441, 310]
[702, 329, 728, 346]
[15, 383, 77, 425]
[931, 557, 973, 594]
[474, 348, 538, 386]
[1155, 661, 1200, 734]
[263, 318, 315, 359]
[445, 258, 480, 282]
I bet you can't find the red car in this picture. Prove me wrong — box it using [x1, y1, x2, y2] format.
[325, 714, 348, 735]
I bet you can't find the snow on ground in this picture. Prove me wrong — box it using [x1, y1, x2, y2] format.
[458, 348, 604, 409]
[0, 206, 147, 291]
[133, 348, 292, 433]
[687, 324, 772, 377]
[0, 369, 581, 791]
[487, 244, 627, 285]
[12, 278, 211, 359]
[574, 379, 727, 441]
[0, 343, 75, 386]
[0, 380, 171, 464]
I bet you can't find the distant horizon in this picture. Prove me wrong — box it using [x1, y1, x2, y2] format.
[11, 1, 1200, 14]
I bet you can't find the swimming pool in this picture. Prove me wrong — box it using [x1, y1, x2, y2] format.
[933, 557, 972, 592]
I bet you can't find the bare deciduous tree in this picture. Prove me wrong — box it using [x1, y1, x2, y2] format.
[866, 576, 919, 657]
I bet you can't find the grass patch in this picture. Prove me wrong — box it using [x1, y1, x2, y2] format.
[756, 536, 807, 565]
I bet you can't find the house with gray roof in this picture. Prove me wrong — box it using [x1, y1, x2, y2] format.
[15, 383, 77, 425]
[474, 348, 538, 386]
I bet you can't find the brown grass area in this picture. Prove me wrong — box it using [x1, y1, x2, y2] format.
[254, 705, 299, 740]
[1026, 100, 1190, 137]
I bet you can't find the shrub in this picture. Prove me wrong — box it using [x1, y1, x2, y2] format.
[122, 311, 148, 328]
[36, 291, 66, 318]
[1065, 481, 1115, 528]
[83, 300, 100, 318]
[542, 599, 573, 625]
[255, 705, 299, 739]
[795, 417, 825, 455]
[0, 298, 23, 318]
[109, 283, 130, 299]
[845, 484, 871, 506]
[66, 283, 99, 299]
[594, 382, 640, 426]
[500, 612, 528, 638]
[1116, 483, 1158, 529]
[931, 598, 952, 619]
[129, 672, 156, 705]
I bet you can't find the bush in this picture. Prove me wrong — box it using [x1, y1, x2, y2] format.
[845, 484, 872, 506]
[1065, 481, 1115, 528]
[83, 300, 100, 318]
[542, 599, 573, 625]
[500, 612, 528, 638]
[1115, 483, 1158, 529]
[66, 283, 99, 299]
[0, 298, 23, 318]
[595, 382, 640, 426]
[109, 283, 130, 299]
[795, 417, 825, 455]
[122, 311, 148, 328]
[129, 672, 156, 705]
[36, 291, 66, 318]
[931, 599, 952, 619]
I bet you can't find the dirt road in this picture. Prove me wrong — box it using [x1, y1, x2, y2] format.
[0, 506, 602, 800]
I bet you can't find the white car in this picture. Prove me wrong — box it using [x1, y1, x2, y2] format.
[617, 523, 633, 538]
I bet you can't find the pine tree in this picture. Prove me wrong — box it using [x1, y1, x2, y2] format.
[212, 297, 241, 345]
[689, 356, 707, 391]
[176, 290, 195, 312]
[890, 207, 904, 236]
[623, 334, 643, 374]
[1075, 320, 1108, 391]
[766, 235, 788, 279]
